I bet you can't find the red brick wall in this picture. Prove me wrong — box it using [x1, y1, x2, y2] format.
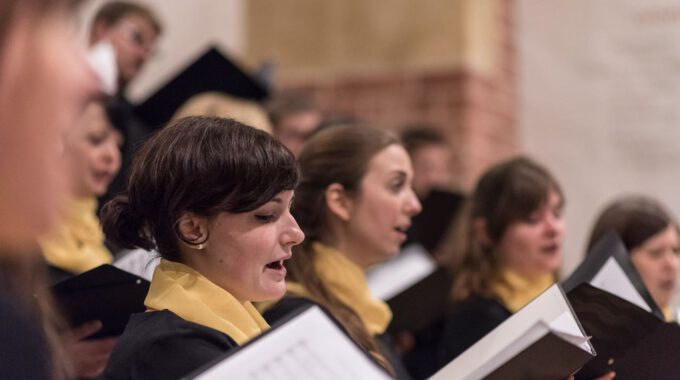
[279, 0, 517, 191]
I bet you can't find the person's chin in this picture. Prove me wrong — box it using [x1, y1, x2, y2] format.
[264, 282, 287, 300]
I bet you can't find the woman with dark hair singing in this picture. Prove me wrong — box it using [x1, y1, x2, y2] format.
[435, 157, 566, 368]
[100, 116, 304, 379]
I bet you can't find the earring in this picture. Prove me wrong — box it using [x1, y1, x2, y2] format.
[178, 230, 209, 251]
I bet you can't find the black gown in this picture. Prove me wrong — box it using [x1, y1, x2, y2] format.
[435, 295, 511, 370]
[102, 310, 237, 380]
[0, 290, 51, 379]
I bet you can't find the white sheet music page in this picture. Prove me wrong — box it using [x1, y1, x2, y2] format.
[190, 306, 392, 380]
[367, 243, 437, 301]
[590, 257, 651, 312]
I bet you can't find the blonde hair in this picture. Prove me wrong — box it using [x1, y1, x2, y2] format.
[172, 92, 272, 134]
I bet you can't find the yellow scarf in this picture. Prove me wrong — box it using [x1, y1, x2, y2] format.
[285, 242, 392, 336]
[39, 197, 112, 274]
[145, 259, 269, 345]
[491, 269, 555, 313]
[662, 306, 676, 322]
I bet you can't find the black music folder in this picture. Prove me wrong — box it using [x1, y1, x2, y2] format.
[430, 284, 595, 380]
[563, 230, 664, 319]
[50, 264, 150, 338]
[134, 46, 269, 129]
[406, 189, 465, 253]
[185, 305, 392, 380]
[367, 244, 452, 332]
[567, 283, 680, 380]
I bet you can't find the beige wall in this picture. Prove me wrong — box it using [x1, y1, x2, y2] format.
[245, 0, 501, 81]
[517, 0, 680, 281]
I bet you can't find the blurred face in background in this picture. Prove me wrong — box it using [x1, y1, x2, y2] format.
[63, 102, 123, 198]
[630, 225, 680, 310]
[92, 12, 158, 88]
[410, 143, 452, 199]
[274, 110, 321, 157]
[497, 191, 565, 280]
[0, 9, 98, 252]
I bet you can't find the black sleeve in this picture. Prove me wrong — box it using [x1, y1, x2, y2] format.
[262, 296, 315, 325]
[436, 298, 511, 368]
[0, 293, 50, 379]
[131, 328, 236, 380]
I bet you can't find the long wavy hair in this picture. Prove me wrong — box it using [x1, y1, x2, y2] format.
[286, 124, 399, 374]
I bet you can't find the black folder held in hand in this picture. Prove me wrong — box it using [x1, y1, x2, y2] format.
[367, 244, 453, 332]
[50, 264, 150, 339]
[430, 284, 595, 380]
[567, 283, 680, 380]
[563, 231, 680, 380]
[563, 230, 664, 319]
[134, 46, 268, 129]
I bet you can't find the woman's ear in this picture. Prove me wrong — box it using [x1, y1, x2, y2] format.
[324, 183, 353, 222]
[474, 217, 493, 248]
[177, 212, 210, 249]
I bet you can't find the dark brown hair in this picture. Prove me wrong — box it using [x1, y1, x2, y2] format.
[446, 156, 563, 301]
[400, 124, 448, 156]
[587, 195, 677, 252]
[101, 116, 298, 262]
[92, 1, 162, 35]
[287, 124, 399, 373]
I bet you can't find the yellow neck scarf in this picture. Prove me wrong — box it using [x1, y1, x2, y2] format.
[145, 259, 269, 345]
[491, 269, 555, 313]
[39, 197, 112, 274]
[662, 306, 676, 322]
[286, 242, 392, 336]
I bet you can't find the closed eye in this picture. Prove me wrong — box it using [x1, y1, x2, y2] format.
[255, 214, 276, 223]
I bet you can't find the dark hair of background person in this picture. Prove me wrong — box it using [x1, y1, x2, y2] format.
[287, 124, 399, 373]
[92, 0, 162, 35]
[399, 124, 448, 156]
[101, 116, 298, 262]
[586, 195, 678, 252]
[443, 156, 563, 302]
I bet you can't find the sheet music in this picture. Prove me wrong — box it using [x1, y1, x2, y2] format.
[549, 311, 593, 352]
[367, 243, 437, 300]
[591, 257, 651, 312]
[189, 306, 392, 380]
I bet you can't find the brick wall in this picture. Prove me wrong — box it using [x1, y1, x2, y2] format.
[279, 0, 517, 191]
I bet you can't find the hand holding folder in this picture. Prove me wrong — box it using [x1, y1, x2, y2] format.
[50, 264, 150, 339]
